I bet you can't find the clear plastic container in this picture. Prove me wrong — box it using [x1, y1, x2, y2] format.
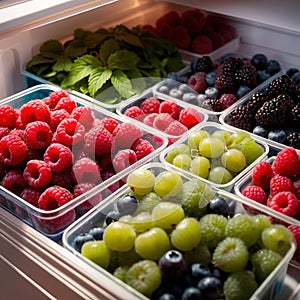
[116, 88, 209, 144]
[62, 162, 296, 300]
[159, 121, 269, 191]
[0, 84, 168, 239]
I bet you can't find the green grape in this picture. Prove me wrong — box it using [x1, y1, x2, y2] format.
[189, 156, 211, 179]
[171, 218, 201, 251]
[187, 130, 210, 149]
[229, 131, 251, 145]
[199, 137, 225, 158]
[118, 248, 142, 266]
[131, 212, 154, 232]
[119, 215, 134, 223]
[184, 243, 212, 267]
[211, 130, 231, 145]
[152, 202, 185, 229]
[239, 138, 264, 165]
[154, 170, 183, 199]
[172, 153, 192, 171]
[103, 221, 136, 252]
[252, 214, 271, 236]
[135, 227, 171, 260]
[221, 149, 246, 172]
[113, 266, 129, 282]
[208, 166, 233, 184]
[135, 192, 161, 214]
[81, 240, 111, 269]
[127, 169, 155, 196]
[165, 143, 190, 163]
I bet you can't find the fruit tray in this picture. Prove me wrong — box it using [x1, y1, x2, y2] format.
[159, 121, 269, 191]
[21, 2, 240, 112]
[62, 162, 296, 300]
[219, 71, 300, 151]
[153, 47, 285, 122]
[0, 84, 168, 240]
[116, 89, 209, 145]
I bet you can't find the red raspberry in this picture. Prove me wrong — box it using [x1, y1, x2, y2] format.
[191, 35, 213, 54]
[252, 161, 274, 191]
[38, 185, 74, 209]
[1, 169, 27, 196]
[159, 101, 180, 119]
[15, 115, 25, 129]
[124, 106, 144, 120]
[164, 120, 188, 137]
[112, 123, 142, 150]
[112, 149, 137, 173]
[272, 147, 300, 178]
[267, 191, 299, 217]
[241, 185, 267, 205]
[288, 225, 300, 261]
[71, 106, 95, 130]
[0, 105, 18, 128]
[100, 117, 119, 134]
[178, 107, 203, 129]
[101, 171, 125, 193]
[131, 138, 155, 160]
[73, 182, 103, 215]
[20, 187, 43, 207]
[0, 134, 28, 166]
[181, 10, 205, 36]
[54, 96, 77, 114]
[53, 118, 85, 147]
[43, 143, 73, 173]
[84, 124, 113, 156]
[50, 109, 70, 131]
[270, 174, 295, 196]
[218, 93, 238, 110]
[143, 113, 158, 127]
[19, 100, 51, 126]
[24, 159, 52, 188]
[0, 127, 11, 140]
[167, 25, 191, 50]
[156, 11, 181, 38]
[51, 171, 74, 190]
[188, 72, 207, 93]
[45, 90, 70, 109]
[72, 157, 101, 184]
[140, 97, 160, 114]
[153, 113, 174, 131]
[10, 128, 25, 139]
[24, 121, 53, 150]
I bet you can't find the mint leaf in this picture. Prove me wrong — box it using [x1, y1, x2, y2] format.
[26, 54, 56, 68]
[40, 39, 64, 58]
[115, 32, 143, 47]
[61, 54, 102, 88]
[88, 68, 112, 97]
[126, 68, 147, 93]
[65, 39, 88, 58]
[94, 81, 121, 104]
[52, 56, 73, 72]
[108, 49, 139, 70]
[99, 39, 120, 64]
[111, 70, 134, 99]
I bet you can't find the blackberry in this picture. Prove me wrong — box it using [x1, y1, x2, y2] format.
[265, 74, 297, 100]
[239, 65, 257, 87]
[222, 57, 243, 76]
[286, 131, 300, 149]
[191, 56, 214, 74]
[226, 105, 255, 131]
[215, 74, 237, 93]
[291, 103, 300, 127]
[246, 92, 266, 113]
[200, 98, 223, 112]
[255, 97, 288, 129]
[276, 94, 294, 110]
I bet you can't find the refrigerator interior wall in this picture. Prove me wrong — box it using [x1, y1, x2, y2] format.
[0, 0, 300, 298]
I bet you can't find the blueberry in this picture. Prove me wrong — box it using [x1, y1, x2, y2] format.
[205, 71, 217, 86]
[268, 130, 286, 144]
[237, 85, 251, 98]
[158, 293, 176, 300]
[179, 83, 192, 94]
[177, 75, 189, 84]
[197, 276, 222, 300]
[105, 210, 121, 225]
[256, 70, 271, 84]
[181, 287, 202, 300]
[88, 227, 105, 240]
[116, 195, 138, 215]
[265, 60, 281, 75]
[73, 233, 94, 252]
[183, 92, 197, 104]
[205, 87, 219, 99]
[291, 71, 300, 85]
[158, 85, 170, 95]
[169, 88, 183, 99]
[191, 57, 200, 74]
[207, 196, 230, 217]
[251, 53, 268, 70]
[286, 68, 299, 78]
[190, 263, 211, 284]
[197, 94, 207, 105]
[167, 72, 178, 81]
[253, 125, 269, 138]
